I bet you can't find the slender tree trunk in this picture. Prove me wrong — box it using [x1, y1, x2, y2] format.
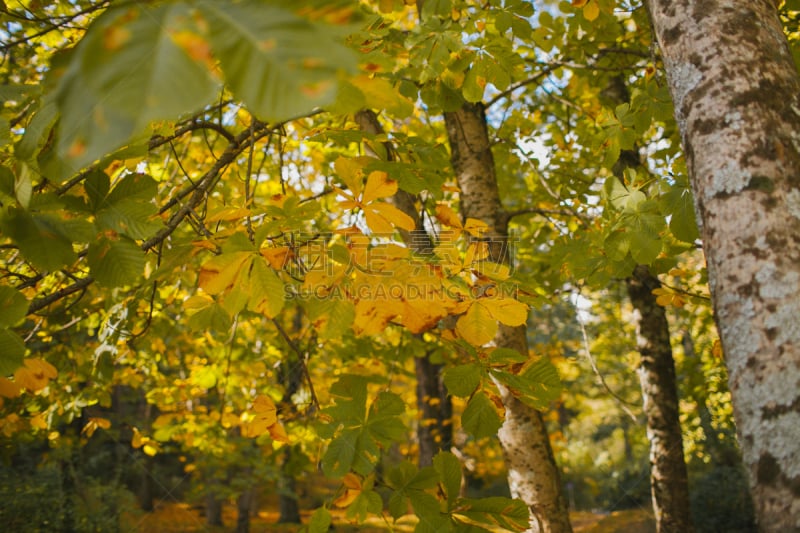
[277, 308, 304, 524]
[235, 488, 254, 533]
[277, 447, 301, 524]
[444, 102, 572, 533]
[354, 109, 453, 467]
[645, 1, 800, 529]
[626, 265, 693, 533]
[611, 123, 693, 529]
[205, 493, 224, 527]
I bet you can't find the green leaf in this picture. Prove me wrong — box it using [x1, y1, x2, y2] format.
[346, 489, 383, 523]
[0, 208, 76, 271]
[199, 0, 355, 121]
[87, 236, 145, 287]
[367, 392, 407, 445]
[629, 230, 663, 265]
[492, 358, 562, 410]
[454, 496, 530, 532]
[604, 229, 631, 262]
[0, 286, 29, 328]
[56, 3, 219, 169]
[322, 428, 359, 477]
[186, 300, 232, 333]
[433, 451, 462, 508]
[0, 329, 25, 375]
[660, 184, 699, 242]
[307, 507, 332, 533]
[84, 170, 110, 212]
[410, 490, 452, 533]
[461, 391, 502, 439]
[443, 363, 482, 397]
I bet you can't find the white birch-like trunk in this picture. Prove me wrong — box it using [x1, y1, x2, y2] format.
[444, 103, 573, 533]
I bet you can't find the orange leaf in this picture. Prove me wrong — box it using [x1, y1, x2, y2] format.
[268, 421, 289, 442]
[435, 203, 463, 229]
[362, 171, 398, 203]
[0, 377, 21, 399]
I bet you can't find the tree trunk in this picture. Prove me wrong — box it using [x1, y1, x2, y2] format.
[205, 493, 224, 527]
[645, 1, 800, 529]
[444, 102, 572, 533]
[414, 351, 453, 467]
[277, 447, 301, 524]
[235, 488, 254, 533]
[354, 109, 453, 467]
[626, 265, 693, 533]
[611, 124, 693, 529]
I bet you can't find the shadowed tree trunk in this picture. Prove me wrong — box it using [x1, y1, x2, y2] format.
[235, 488, 254, 533]
[645, 1, 800, 529]
[444, 101, 572, 533]
[205, 493, 223, 527]
[277, 307, 304, 524]
[626, 265, 693, 533]
[354, 109, 453, 467]
[605, 70, 693, 530]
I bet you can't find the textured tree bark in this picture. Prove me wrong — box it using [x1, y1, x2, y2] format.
[626, 266, 693, 533]
[354, 109, 453, 467]
[610, 134, 692, 530]
[444, 102, 572, 533]
[645, 1, 800, 529]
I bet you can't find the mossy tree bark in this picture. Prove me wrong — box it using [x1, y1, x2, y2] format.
[646, 1, 800, 529]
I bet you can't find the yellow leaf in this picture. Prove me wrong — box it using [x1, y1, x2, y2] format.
[198, 252, 252, 295]
[334, 473, 362, 507]
[343, 472, 362, 490]
[132, 428, 144, 448]
[14, 358, 57, 392]
[260, 246, 292, 270]
[30, 413, 47, 430]
[712, 339, 724, 359]
[206, 206, 252, 223]
[456, 303, 497, 346]
[655, 293, 673, 306]
[334, 156, 365, 195]
[584, 0, 600, 21]
[334, 488, 360, 508]
[366, 203, 416, 233]
[350, 76, 414, 117]
[143, 444, 158, 456]
[571, 0, 588, 5]
[475, 261, 510, 280]
[464, 242, 489, 265]
[463, 218, 489, 237]
[252, 395, 278, 426]
[362, 171, 398, 203]
[478, 297, 529, 327]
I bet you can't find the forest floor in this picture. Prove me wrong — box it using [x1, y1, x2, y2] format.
[122, 502, 656, 532]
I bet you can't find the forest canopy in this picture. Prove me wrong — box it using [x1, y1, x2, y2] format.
[1, 0, 798, 531]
